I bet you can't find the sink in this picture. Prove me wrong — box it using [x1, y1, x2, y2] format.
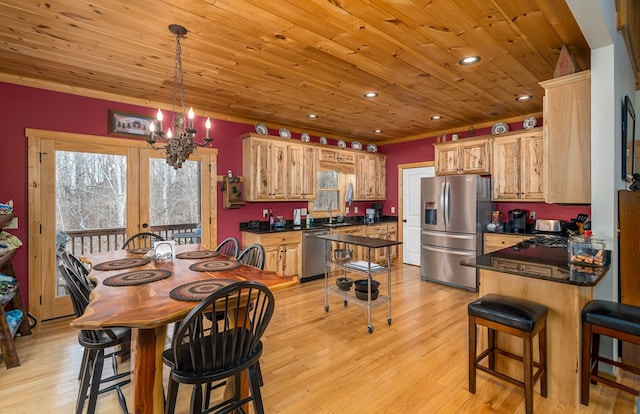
[322, 222, 351, 228]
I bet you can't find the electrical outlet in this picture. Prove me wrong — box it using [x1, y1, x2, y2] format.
[529, 211, 536, 220]
[391, 206, 395, 214]
[262, 209, 268, 218]
[354, 207, 358, 213]
[301, 208, 307, 216]
[345, 206, 349, 214]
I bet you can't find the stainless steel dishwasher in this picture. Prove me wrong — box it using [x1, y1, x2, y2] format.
[301, 228, 331, 282]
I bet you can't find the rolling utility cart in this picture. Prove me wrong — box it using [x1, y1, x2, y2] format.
[316, 233, 402, 333]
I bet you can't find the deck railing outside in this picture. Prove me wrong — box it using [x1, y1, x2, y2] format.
[62, 223, 200, 257]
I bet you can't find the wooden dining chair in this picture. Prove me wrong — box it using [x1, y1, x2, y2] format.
[163, 281, 275, 414]
[237, 243, 266, 270]
[215, 236, 240, 258]
[59, 264, 131, 414]
[121, 232, 164, 250]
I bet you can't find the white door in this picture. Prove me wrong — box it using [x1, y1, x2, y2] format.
[402, 166, 434, 265]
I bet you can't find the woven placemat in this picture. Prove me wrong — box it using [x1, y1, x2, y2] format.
[189, 260, 241, 272]
[129, 247, 152, 255]
[103, 269, 172, 286]
[170, 279, 236, 301]
[93, 257, 151, 271]
[175, 250, 219, 260]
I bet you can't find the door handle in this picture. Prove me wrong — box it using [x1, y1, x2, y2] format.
[402, 219, 407, 223]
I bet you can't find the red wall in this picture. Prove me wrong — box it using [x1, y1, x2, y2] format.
[0, 83, 325, 306]
[0, 82, 590, 309]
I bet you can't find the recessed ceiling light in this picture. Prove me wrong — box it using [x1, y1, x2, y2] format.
[373, 129, 383, 133]
[459, 56, 481, 66]
[516, 94, 533, 102]
[307, 114, 318, 118]
[364, 92, 379, 98]
[431, 115, 443, 120]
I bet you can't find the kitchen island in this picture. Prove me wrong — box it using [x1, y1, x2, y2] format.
[461, 243, 610, 408]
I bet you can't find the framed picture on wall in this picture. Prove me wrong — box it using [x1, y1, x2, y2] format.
[108, 110, 154, 137]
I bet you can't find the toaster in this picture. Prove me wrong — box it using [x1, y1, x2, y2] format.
[534, 219, 564, 233]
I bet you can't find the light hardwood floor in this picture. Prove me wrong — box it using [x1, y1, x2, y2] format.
[0, 264, 638, 413]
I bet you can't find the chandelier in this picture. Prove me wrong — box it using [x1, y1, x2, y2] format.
[147, 24, 212, 169]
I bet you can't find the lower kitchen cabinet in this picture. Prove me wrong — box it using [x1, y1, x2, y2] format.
[242, 231, 301, 277]
[366, 223, 398, 262]
[331, 225, 366, 261]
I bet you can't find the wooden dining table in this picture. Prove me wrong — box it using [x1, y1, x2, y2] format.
[71, 244, 297, 414]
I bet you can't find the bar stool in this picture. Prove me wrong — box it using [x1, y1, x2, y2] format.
[581, 300, 640, 405]
[468, 294, 548, 414]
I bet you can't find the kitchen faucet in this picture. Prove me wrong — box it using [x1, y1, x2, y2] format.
[328, 202, 333, 224]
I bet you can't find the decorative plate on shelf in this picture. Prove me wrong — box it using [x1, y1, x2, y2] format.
[279, 128, 291, 139]
[523, 116, 537, 129]
[351, 141, 362, 150]
[301, 133, 310, 142]
[319, 136, 328, 145]
[491, 122, 509, 135]
[367, 143, 378, 153]
[255, 123, 268, 135]
[337, 140, 346, 148]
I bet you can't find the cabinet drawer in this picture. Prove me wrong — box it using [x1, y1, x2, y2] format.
[258, 231, 301, 246]
[483, 234, 529, 254]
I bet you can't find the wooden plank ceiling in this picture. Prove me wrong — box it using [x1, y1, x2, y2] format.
[0, 0, 591, 144]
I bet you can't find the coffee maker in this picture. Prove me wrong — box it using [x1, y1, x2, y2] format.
[372, 202, 383, 222]
[508, 209, 527, 233]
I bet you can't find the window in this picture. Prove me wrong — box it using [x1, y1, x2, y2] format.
[313, 170, 340, 213]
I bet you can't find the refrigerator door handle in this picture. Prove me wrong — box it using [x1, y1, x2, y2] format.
[444, 181, 451, 226]
[439, 181, 446, 226]
[422, 245, 475, 256]
[422, 230, 475, 240]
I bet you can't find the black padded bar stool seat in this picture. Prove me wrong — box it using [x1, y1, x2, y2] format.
[581, 300, 640, 405]
[469, 294, 548, 414]
[468, 295, 549, 333]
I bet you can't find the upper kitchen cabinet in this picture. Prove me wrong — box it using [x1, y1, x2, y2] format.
[491, 128, 544, 201]
[242, 134, 288, 201]
[433, 137, 491, 176]
[355, 153, 386, 200]
[288, 144, 317, 200]
[539, 71, 591, 204]
[319, 148, 355, 166]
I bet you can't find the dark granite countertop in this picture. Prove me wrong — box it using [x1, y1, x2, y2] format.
[240, 216, 398, 235]
[461, 243, 610, 286]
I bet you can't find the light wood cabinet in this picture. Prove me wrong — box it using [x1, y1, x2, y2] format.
[319, 148, 355, 165]
[242, 231, 301, 277]
[331, 225, 366, 261]
[355, 153, 386, 200]
[242, 135, 288, 201]
[540, 71, 591, 204]
[365, 222, 398, 262]
[288, 143, 317, 200]
[434, 138, 491, 176]
[242, 134, 387, 202]
[483, 233, 530, 254]
[491, 129, 544, 201]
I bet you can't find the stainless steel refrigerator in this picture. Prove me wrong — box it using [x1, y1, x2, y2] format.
[420, 175, 493, 291]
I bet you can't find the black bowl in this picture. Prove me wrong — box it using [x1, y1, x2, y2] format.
[354, 279, 380, 292]
[335, 277, 353, 291]
[355, 289, 379, 301]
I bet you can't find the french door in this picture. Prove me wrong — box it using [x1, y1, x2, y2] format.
[27, 129, 217, 321]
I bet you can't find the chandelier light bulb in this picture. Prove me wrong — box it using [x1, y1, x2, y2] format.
[167, 128, 173, 139]
[205, 117, 211, 139]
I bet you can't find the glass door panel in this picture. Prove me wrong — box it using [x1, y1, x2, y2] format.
[148, 157, 202, 244]
[43, 143, 130, 320]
